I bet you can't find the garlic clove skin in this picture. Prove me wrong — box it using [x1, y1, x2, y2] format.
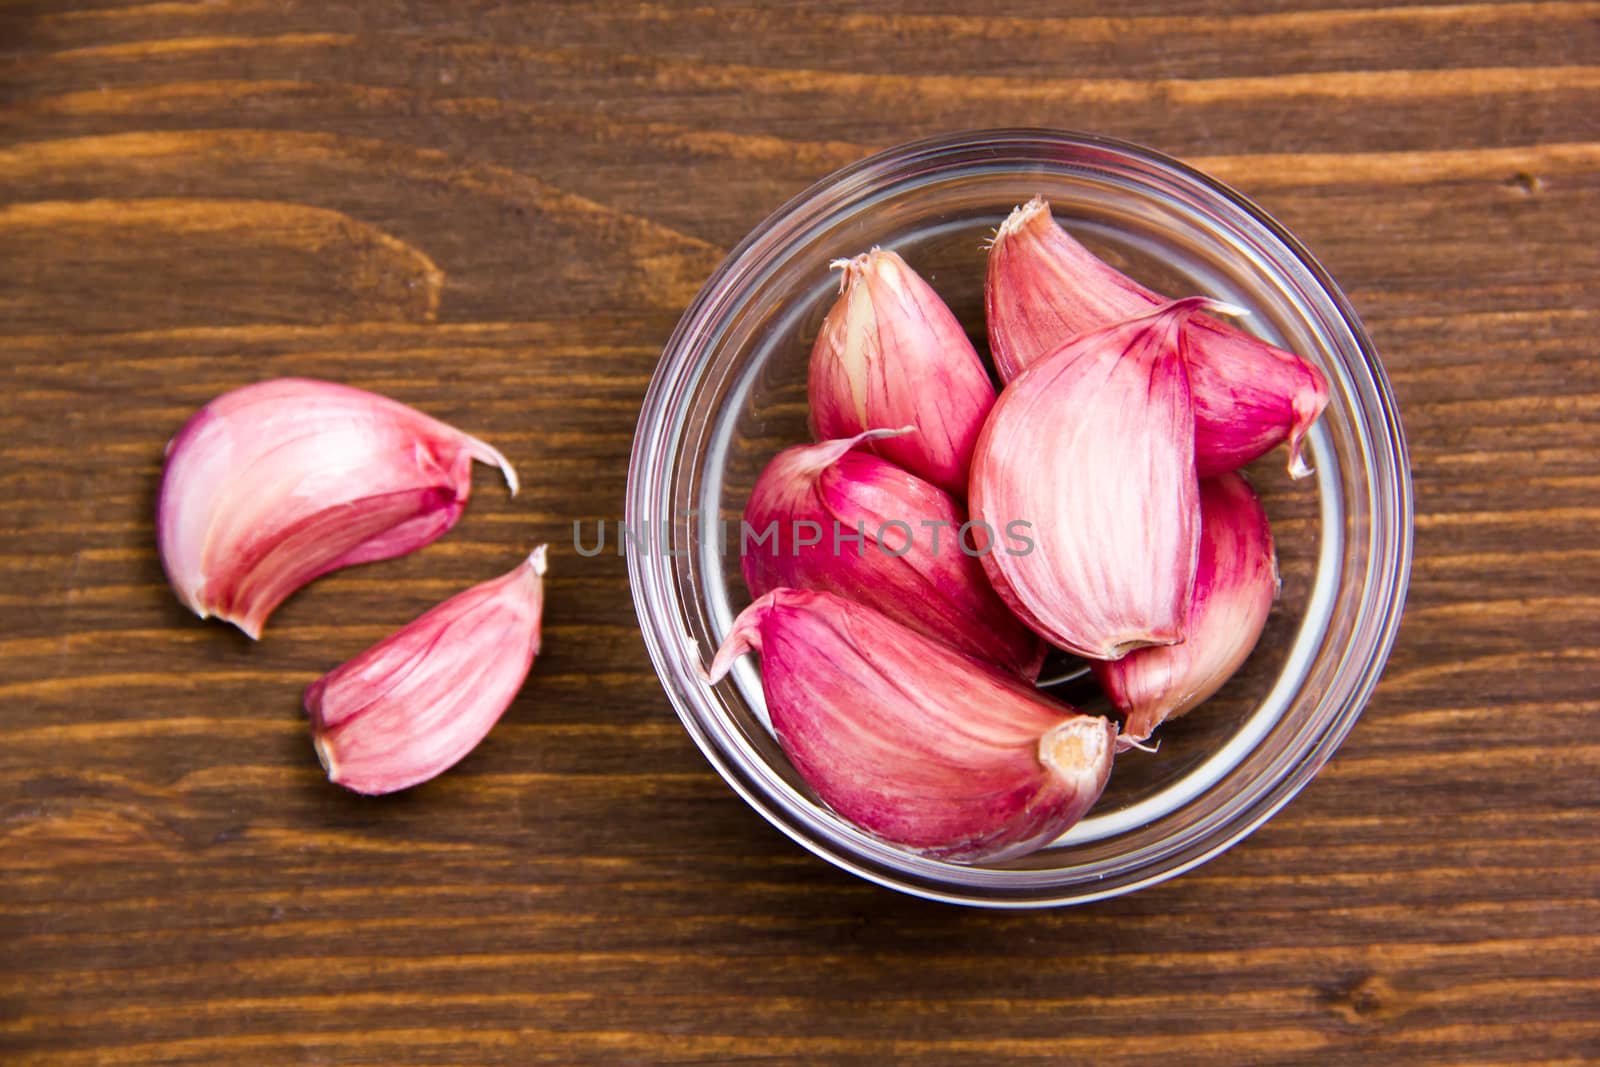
[742, 430, 1046, 678]
[986, 196, 1329, 478]
[156, 378, 517, 638]
[306, 546, 547, 795]
[707, 588, 1115, 863]
[1092, 473, 1279, 741]
[808, 248, 996, 496]
[970, 298, 1214, 660]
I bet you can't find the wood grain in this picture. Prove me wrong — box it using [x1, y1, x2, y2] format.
[2, 0, 1597, 1064]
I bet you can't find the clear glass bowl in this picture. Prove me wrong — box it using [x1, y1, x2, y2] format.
[626, 129, 1412, 907]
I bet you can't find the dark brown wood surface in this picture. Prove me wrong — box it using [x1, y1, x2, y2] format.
[3, 2, 1598, 1063]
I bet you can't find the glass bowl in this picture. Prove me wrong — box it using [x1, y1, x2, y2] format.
[626, 129, 1412, 907]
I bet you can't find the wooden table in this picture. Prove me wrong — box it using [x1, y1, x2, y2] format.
[4, 2, 1597, 1063]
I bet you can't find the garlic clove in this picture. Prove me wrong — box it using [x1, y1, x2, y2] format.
[809, 248, 996, 496]
[742, 429, 1045, 678]
[986, 197, 1144, 383]
[970, 298, 1215, 660]
[1092, 472, 1279, 741]
[986, 196, 1329, 478]
[1188, 320, 1329, 479]
[156, 378, 517, 638]
[306, 546, 548, 795]
[707, 588, 1115, 863]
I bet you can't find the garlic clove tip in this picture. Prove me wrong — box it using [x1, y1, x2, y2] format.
[465, 434, 520, 496]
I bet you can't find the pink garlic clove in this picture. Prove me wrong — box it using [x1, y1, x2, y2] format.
[306, 546, 548, 795]
[986, 196, 1330, 478]
[1092, 472, 1279, 741]
[742, 429, 1045, 678]
[156, 378, 517, 638]
[707, 588, 1115, 863]
[808, 248, 996, 496]
[970, 298, 1216, 660]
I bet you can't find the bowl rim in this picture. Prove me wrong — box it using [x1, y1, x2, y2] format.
[627, 127, 1414, 907]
